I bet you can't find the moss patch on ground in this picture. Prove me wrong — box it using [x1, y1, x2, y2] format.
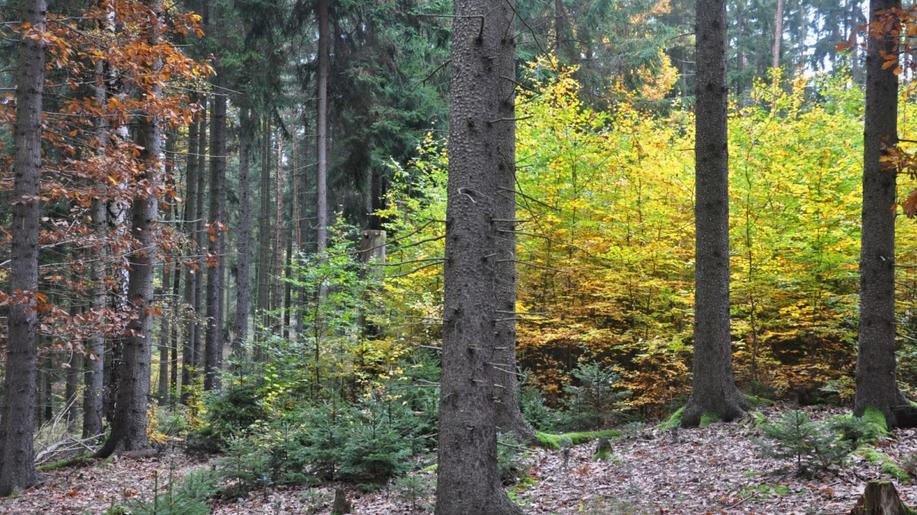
[535, 430, 621, 450]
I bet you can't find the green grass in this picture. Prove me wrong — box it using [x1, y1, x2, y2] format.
[534, 429, 621, 450]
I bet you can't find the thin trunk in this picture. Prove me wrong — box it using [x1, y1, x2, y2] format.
[96, 0, 163, 456]
[772, 0, 785, 69]
[855, 0, 911, 427]
[234, 106, 253, 356]
[682, 0, 746, 428]
[255, 114, 272, 358]
[180, 104, 200, 403]
[0, 0, 45, 494]
[204, 90, 227, 391]
[65, 351, 80, 432]
[316, 0, 330, 276]
[435, 1, 523, 513]
[157, 261, 172, 405]
[272, 129, 286, 332]
[193, 98, 208, 370]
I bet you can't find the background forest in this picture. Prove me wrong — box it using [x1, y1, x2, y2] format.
[1, 0, 917, 512]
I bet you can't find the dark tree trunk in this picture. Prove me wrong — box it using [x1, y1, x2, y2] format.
[434, 1, 523, 513]
[96, 0, 163, 457]
[0, 0, 45, 495]
[169, 261, 180, 404]
[158, 261, 172, 405]
[193, 99, 208, 370]
[65, 351, 80, 432]
[234, 106, 254, 356]
[772, 0, 785, 69]
[204, 90, 227, 391]
[272, 131, 286, 331]
[181, 106, 200, 403]
[316, 0, 330, 260]
[492, 0, 534, 443]
[682, 0, 746, 428]
[255, 115, 272, 357]
[855, 0, 910, 427]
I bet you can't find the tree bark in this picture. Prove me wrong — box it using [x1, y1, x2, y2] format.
[255, 114, 272, 357]
[157, 261, 172, 405]
[434, 1, 523, 513]
[204, 89, 227, 391]
[0, 0, 45, 495]
[64, 351, 81, 432]
[96, 0, 163, 457]
[180, 104, 200, 403]
[316, 0, 330, 270]
[851, 481, 913, 515]
[855, 0, 909, 428]
[193, 98, 208, 370]
[772, 0, 785, 69]
[234, 105, 254, 356]
[682, 0, 746, 428]
[272, 129, 286, 332]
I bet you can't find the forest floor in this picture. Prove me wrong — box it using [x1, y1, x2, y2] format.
[0, 405, 914, 514]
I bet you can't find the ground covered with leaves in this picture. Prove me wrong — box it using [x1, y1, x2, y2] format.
[0, 406, 914, 514]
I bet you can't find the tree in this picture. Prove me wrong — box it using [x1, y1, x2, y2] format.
[234, 105, 254, 355]
[854, 0, 911, 427]
[434, 0, 523, 513]
[97, 0, 164, 457]
[315, 0, 329, 263]
[204, 88, 227, 391]
[681, 0, 746, 428]
[773, 0, 785, 69]
[181, 103, 201, 403]
[0, 0, 46, 495]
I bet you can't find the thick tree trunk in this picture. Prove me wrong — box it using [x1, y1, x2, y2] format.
[97, 0, 163, 457]
[0, 0, 45, 495]
[181, 106, 200, 403]
[204, 90, 227, 391]
[682, 0, 746, 428]
[234, 106, 253, 356]
[316, 0, 330, 264]
[492, 0, 535, 443]
[855, 0, 910, 428]
[434, 1, 523, 513]
[772, 0, 784, 69]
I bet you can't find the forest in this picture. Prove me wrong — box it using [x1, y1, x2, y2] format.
[1, 0, 917, 513]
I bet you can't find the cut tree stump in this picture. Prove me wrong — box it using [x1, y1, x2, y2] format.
[850, 481, 913, 515]
[332, 487, 352, 514]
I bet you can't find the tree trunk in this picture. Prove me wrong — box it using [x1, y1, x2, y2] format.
[272, 129, 286, 332]
[234, 106, 254, 356]
[65, 351, 80, 432]
[492, 0, 535, 443]
[0, 0, 45, 495]
[204, 89, 227, 391]
[193, 98, 208, 370]
[316, 0, 330, 271]
[772, 0, 785, 69]
[256, 114, 272, 357]
[434, 1, 523, 513]
[682, 0, 746, 428]
[158, 261, 172, 405]
[181, 104, 200, 403]
[96, 0, 163, 457]
[855, 0, 909, 428]
[851, 481, 912, 515]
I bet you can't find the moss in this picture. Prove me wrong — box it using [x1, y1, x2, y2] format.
[859, 448, 910, 482]
[37, 454, 94, 472]
[656, 406, 685, 431]
[534, 430, 621, 450]
[750, 411, 767, 428]
[744, 394, 775, 407]
[593, 447, 612, 461]
[862, 406, 889, 435]
[699, 412, 722, 428]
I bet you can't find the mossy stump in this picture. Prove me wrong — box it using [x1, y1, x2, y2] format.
[850, 481, 913, 515]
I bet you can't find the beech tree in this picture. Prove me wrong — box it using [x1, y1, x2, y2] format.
[0, 0, 46, 495]
[434, 0, 523, 513]
[681, 0, 746, 428]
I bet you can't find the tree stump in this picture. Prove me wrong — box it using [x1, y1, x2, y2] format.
[332, 487, 351, 514]
[593, 437, 612, 461]
[850, 481, 912, 515]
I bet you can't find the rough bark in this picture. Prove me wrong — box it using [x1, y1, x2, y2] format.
[316, 0, 330, 262]
[772, 0, 784, 69]
[492, 0, 535, 443]
[204, 90, 227, 391]
[434, 1, 523, 513]
[255, 115, 272, 357]
[234, 106, 253, 356]
[855, 0, 910, 428]
[157, 261, 172, 405]
[272, 130, 286, 331]
[193, 99, 208, 370]
[0, 0, 45, 495]
[180, 107, 200, 403]
[64, 350, 81, 432]
[851, 481, 912, 515]
[96, 0, 163, 457]
[682, 0, 746, 428]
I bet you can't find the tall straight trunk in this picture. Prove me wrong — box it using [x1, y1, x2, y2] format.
[256, 114, 272, 354]
[272, 130, 286, 331]
[434, 1, 523, 513]
[772, 0, 784, 69]
[193, 99, 208, 369]
[181, 105, 200, 403]
[290, 125, 301, 339]
[65, 351, 80, 432]
[97, 0, 162, 456]
[855, 0, 910, 427]
[0, 0, 45, 494]
[283, 219, 293, 338]
[204, 90, 227, 391]
[169, 262, 180, 403]
[295, 113, 308, 336]
[316, 0, 330, 260]
[492, 1, 534, 443]
[40, 354, 53, 423]
[682, 0, 746, 428]
[157, 261, 172, 405]
[234, 106, 254, 355]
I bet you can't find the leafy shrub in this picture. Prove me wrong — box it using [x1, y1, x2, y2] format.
[520, 381, 566, 432]
[560, 362, 631, 430]
[341, 421, 411, 486]
[829, 411, 888, 448]
[111, 469, 218, 515]
[497, 433, 532, 484]
[757, 410, 851, 476]
[394, 473, 434, 512]
[216, 435, 274, 497]
[191, 381, 268, 452]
